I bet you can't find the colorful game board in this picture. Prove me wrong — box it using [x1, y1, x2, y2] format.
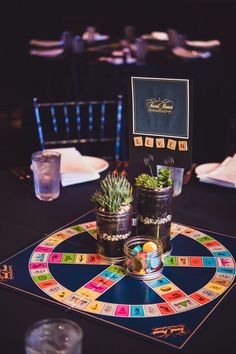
[0, 211, 236, 350]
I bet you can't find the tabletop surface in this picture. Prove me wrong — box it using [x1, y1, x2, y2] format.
[0, 162, 236, 354]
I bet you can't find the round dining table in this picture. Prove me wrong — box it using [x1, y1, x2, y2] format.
[0, 161, 236, 354]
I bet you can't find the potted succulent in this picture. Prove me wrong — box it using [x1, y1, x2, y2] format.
[91, 173, 133, 263]
[135, 169, 173, 256]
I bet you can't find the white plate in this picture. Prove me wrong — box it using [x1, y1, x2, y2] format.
[82, 156, 109, 173]
[97, 56, 136, 65]
[151, 31, 168, 41]
[172, 47, 211, 59]
[195, 162, 220, 177]
[30, 39, 63, 47]
[185, 39, 221, 48]
[30, 155, 109, 173]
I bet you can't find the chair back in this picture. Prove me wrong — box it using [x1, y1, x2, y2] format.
[33, 95, 124, 161]
[225, 116, 236, 156]
[167, 29, 186, 48]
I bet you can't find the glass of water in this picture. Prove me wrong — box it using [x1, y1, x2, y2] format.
[25, 318, 83, 354]
[171, 166, 184, 197]
[31, 150, 61, 201]
[156, 165, 184, 197]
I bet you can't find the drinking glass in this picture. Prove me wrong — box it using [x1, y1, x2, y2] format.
[32, 150, 61, 201]
[156, 165, 184, 197]
[171, 167, 184, 196]
[24, 318, 83, 354]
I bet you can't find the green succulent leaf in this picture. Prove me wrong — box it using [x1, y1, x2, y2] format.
[135, 169, 173, 189]
[91, 173, 133, 213]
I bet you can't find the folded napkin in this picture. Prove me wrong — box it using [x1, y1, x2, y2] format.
[196, 154, 236, 188]
[29, 48, 64, 57]
[45, 148, 100, 186]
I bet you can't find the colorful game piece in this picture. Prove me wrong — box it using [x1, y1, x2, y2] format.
[132, 258, 143, 272]
[138, 269, 146, 275]
[143, 241, 158, 252]
[149, 257, 161, 268]
[131, 244, 143, 254]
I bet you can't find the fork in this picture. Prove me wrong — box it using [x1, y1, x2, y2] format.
[121, 161, 129, 177]
[112, 160, 122, 175]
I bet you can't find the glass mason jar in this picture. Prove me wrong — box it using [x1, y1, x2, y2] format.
[96, 205, 133, 263]
[124, 236, 163, 280]
[136, 186, 173, 255]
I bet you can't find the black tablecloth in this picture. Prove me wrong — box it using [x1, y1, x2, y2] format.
[0, 162, 236, 354]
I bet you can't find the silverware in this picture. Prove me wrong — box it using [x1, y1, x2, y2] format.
[121, 161, 129, 177]
[112, 160, 122, 175]
[183, 163, 197, 185]
[9, 166, 32, 182]
[112, 160, 129, 177]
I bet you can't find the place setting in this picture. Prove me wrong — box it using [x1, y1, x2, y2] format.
[195, 153, 236, 188]
[29, 147, 109, 201]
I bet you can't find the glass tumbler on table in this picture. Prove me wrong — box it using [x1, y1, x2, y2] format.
[156, 165, 184, 197]
[24, 318, 83, 354]
[31, 150, 61, 201]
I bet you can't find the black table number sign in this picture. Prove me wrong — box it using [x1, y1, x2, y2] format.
[129, 77, 192, 169]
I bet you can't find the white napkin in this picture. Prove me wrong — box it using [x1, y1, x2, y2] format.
[29, 48, 64, 57]
[197, 154, 236, 188]
[45, 148, 100, 186]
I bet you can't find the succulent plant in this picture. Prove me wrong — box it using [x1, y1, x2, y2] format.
[91, 173, 133, 213]
[135, 169, 173, 189]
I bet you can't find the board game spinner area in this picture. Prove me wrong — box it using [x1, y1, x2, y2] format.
[0, 210, 236, 350]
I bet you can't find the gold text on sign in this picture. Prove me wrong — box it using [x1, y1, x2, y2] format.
[146, 98, 174, 114]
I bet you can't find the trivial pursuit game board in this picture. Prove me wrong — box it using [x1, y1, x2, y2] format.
[0, 211, 235, 350]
